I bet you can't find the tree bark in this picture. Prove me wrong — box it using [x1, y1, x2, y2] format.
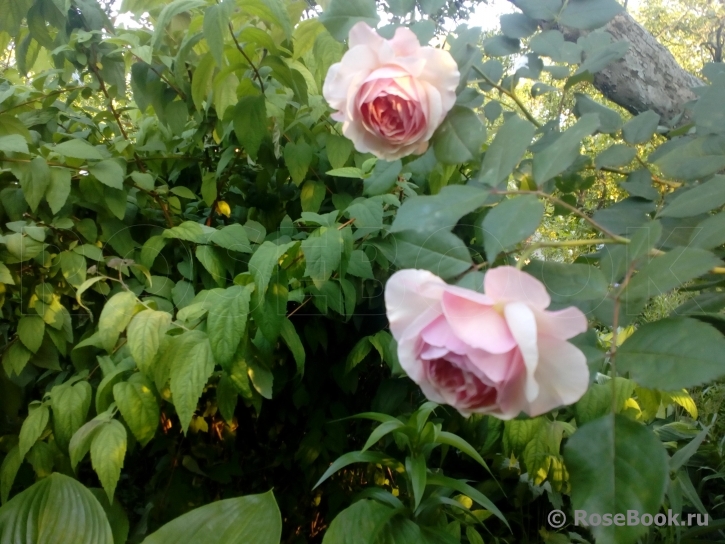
[507, 3, 703, 124]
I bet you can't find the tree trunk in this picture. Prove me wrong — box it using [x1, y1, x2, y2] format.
[507, 3, 703, 124]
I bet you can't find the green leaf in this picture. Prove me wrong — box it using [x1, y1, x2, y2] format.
[432, 106, 487, 165]
[19, 157, 50, 212]
[624, 247, 720, 300]
[558, 0, 623, 30]
[151, 0, 206, 49]
[169, 331, 215, 433]
[406, 454, 427, 511]
[53, 139, 104, 160]
[251, 281, 287, 343]
[196, 245, 226, 286]
[142, 490, 282, 544]
[327, 167, 365, 179]
[529, 30, 581, 63]
[533, 114, 600, 184]
[89, 160, 125, 190]
[301, 227, 345, 287]
[233, 95, 267, 160]
[524, 260, 609, 302]
[207, 286, 252, 365]
[17, 316, 45, 353]
[98, 291, 139, 353]
[60, 250, 87, 287]
[347, 250, 374, 279]
[689, 212, 725, 250]
[90, 420, 127, 502]
[0, 473, 113, 543]
[320, 0, 380, 42]
[113, 374, 159, 447]
[426, 473, 508, 526]
[280, 318, 305, 377]
[592, 197, 655, 235]
[51, 381, 92, 452]
[322, 500, 396, 544]
[249, 241, 296, 297]
[284, 141, 314, 186]
[600, 220, 661, 284]
[0, 446, 21, 505]
[618, 318, 725, 390]
[314, 451, 402, 489]
[293, 19, 325, 59]
[216, 375, 238, 423]
[88, 488, 130, 544]
[345, 199, 384, 233]
[0, 263, 14, 285]
[564, 414, 668, 544]
[654, 135, 725, 181]
[18, 404, 49, 459]
[483, 35, 521, 57]
[482, 195, 544, 258]
[126, 310, 171, 374]
[390, 230, 473, 280]
[301, 180, 326, 213]
[500, 13, 538, 39]
[363, 160, 402, 196]
[435, 431, 490, 473]
[191, 53, 215, 110]
[326, 135, 354, 169]
[659, 176, 725, 218]
[203, 3, 229, 66]
[514, 0, 562, 21]
[391, 185, 489, 234]
[163, 221, 207, 243]
[0, 134, 29, 154]
[241, 0, 293, 38]
[478, 115, 536, 186]
[595, 144, 636, 169]
[574, 93, 622, 134]
[622, 110, 660, 145]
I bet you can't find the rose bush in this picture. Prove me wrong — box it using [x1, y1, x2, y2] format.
[385, 266, 590, 418]
[322, 22, 460, 160]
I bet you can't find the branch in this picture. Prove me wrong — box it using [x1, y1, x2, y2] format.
[493, 189, 631, 243]
[472, 65, 542, 128]
[229, 22, 265, 93]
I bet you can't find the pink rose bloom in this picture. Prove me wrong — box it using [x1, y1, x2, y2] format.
[322, 22, 460, 161]
[384, 267, 590, 419]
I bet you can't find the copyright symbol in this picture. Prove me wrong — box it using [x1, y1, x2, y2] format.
[548, 509, 566, 529]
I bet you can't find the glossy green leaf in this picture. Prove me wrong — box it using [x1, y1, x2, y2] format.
[142, 490, 281, 544]
[113, 374, 159, 447]
[391, 185, 489, 234]
[90, 420, 127, 502]
[478, 115, 536, 186]
[533, 114, 600, 184]
[659, 176, 725, 218]
[618, 318, 725, 390]
[0, 473, 113, 544]
[622, 110, 660, 144]
[390, 230, 473, 280]
[126, 310, 171, 374]
[53, 139, 104, 160]
[482, 195, 544, 258]
[320, 0, 380, 42]
[207, 286, 252, 366]
[363, 160, 402, 196]
[432, 106, 487, 165]
[18, 403, 49, 459]
[169, 331, 215, 433]
[565, 414, 668, 544]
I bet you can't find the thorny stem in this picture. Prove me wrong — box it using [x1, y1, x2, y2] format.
[472, 65, 542, 128]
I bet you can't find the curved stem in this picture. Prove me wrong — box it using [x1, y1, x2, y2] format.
[472, 65, 542, 128]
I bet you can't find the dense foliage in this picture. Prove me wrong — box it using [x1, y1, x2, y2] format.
[0, 0, 724, 543]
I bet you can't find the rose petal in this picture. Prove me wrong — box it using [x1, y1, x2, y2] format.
[485, 266, 551, 309]
[503, 301, 539, 402]
[389, 26, 422, 57]
[420, 315, 470, 355]
[441, 291, 516, 354]
[385, 269, 445, 340]
[526, 337, 589, 416]
[536, 306, 588, 340]
[348, 22, 385, 49]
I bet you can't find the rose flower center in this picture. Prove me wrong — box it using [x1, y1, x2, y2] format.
[359, 77, 425, 142]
